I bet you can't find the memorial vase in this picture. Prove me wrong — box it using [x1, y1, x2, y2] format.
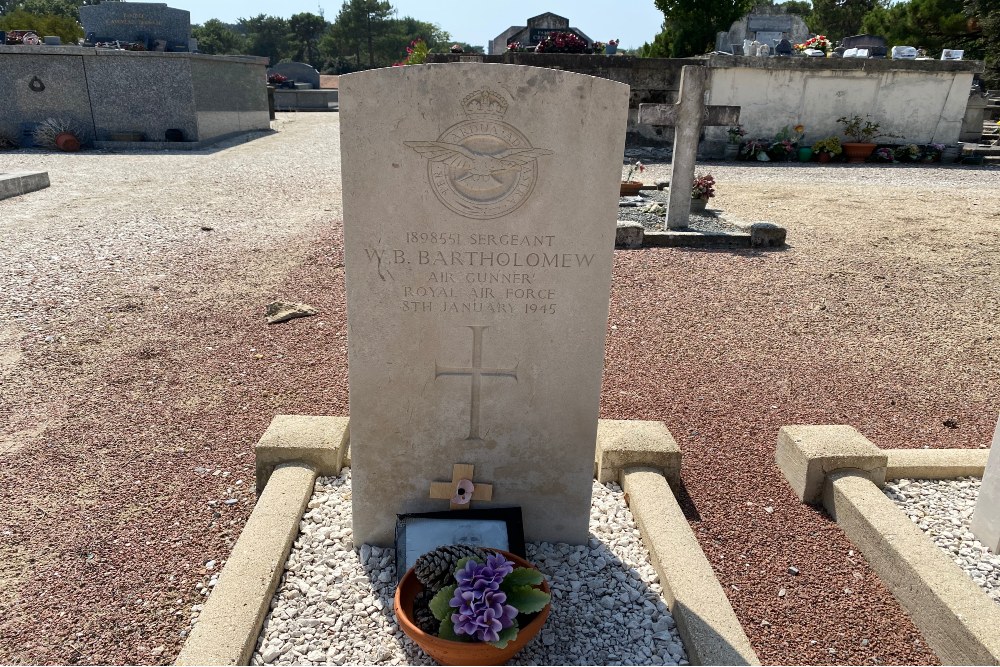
[620, 181, 643, 196]
[690, 197, 708, 212]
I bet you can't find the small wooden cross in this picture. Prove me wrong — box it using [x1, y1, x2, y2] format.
[638, 66, 741, 230]
[429, 463, 493, 510]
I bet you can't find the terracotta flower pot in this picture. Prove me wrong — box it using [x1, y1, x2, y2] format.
[395, 549, 551, 666]
[620, 181, 643, 196]
[817, 151, 832, 163]
[842, 142, 876, 164]
[55, 131, 80, 152]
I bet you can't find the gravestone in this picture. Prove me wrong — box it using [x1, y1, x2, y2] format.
[971, 414, 1000, 552]
[756, 32, 783, 47]
[341, 63, 629, 546]
[841, 34, 888, 58]
[268, 62, 321, 90]
[80, 2, 190, 51]
[638, 66, 740, 229]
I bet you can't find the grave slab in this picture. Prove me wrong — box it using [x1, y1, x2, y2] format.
[971, 414, 1000, 551]
[0, 171, 50, 200]
[341, 63, 628, 545]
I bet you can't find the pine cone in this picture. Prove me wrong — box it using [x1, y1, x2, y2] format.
[413, 590, 439, 634]
[414, 544, 490, 593]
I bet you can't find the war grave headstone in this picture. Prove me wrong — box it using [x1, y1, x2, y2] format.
[80, 1, 190, 51]
[341, 63, 629, 546]
[971, 414, 1000, 552]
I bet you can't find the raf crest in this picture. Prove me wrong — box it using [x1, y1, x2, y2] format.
[405, 88, 553, 220]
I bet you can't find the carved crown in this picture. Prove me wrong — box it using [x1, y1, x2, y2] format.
[461, 89, 508, 120]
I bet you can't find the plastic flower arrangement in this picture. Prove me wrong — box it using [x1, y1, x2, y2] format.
[534, 31, 589, 53]
[923, 143, 945, 162]
[429, 552, 551, 648]
[593, 41, 606, 54]
[874, 147, 896, 163]
[692, 173, 716, 199]
[507, 41, 522, 51]
[623, 160, 644, 182]
[894, 143, 922, 162]
[726, 125, 746, 143]
[739, 137, 769, 160]
[608, 39, 620, 47]
[812, 136, 843, 156]
[794, 35, 832, 52]
[267, 73, 288, 85]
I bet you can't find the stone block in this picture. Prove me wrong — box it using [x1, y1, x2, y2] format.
[615, 220, 644, 248]
[750, 222, 786, 247]
[776, 425, 887, 503]
[268, 61, 321, 89]
[971, 414, 1000, 551]
[0, 171, 50, 201]
[596, 419, 680, 488]
[255, 415, 349, 494]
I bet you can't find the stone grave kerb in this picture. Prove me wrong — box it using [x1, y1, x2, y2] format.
[638, 66, 740, 230]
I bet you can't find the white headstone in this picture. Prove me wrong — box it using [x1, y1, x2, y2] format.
[971, 414, 1000, 552]
[340, 63, 629, 546]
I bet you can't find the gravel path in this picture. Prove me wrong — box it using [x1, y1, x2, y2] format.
[884, 478, 1000, 603]
[249, 470, 686, 666]
[1, 113, 998, 664]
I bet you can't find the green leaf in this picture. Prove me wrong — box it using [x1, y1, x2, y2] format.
[429, 585, 456, 621]
[501, 567, 543, 593]
[505, 585, 551, 614]
[489, 621, 519, 649]
[439, 615, 468, 642]
[454, 556, 475, 575]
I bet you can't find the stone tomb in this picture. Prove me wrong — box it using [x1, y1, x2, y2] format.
[341, 63, 629, 545]
[80, 1, 191, 51]
[971, 414, 1000, 552]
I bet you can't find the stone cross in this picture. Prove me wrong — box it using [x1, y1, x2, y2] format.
[971, 414, 1000, 551]
[429, 463, 494, 510]
[341, 63, 628, 545]
[638, 66, 740, 230]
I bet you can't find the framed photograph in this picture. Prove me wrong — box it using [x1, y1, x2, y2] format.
[394, 507, 525, 582]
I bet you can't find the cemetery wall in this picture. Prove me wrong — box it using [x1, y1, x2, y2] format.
[428, 53, 982, 148]
[0, 46, 270, 144]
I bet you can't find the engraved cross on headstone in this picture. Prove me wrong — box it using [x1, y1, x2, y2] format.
[435, 325, 518, 440]
[638, 66, 740, 230]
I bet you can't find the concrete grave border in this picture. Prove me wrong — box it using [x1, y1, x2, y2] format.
[176, 415, 759, 666]
[0, 171, 50, 201]
[615, 212, 786, 250]
[776, 425, 1000, 665]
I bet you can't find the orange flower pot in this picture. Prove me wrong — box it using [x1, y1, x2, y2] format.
[620, 181, 643, 196]
[55, 132, 80, 152]
[842, 142, 876, 164]
[394, 549, 551, 666]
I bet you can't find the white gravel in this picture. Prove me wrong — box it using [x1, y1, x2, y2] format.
[251, 468, 688, 665]
[883, 477, 1000, 604]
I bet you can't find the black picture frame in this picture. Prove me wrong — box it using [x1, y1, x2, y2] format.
[394, 506, 526, 583]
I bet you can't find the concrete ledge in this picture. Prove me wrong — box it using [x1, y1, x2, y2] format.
[0, 171, 50, 200]
[823, 471, 1000, 665]
[644, 229, 751, 248]
[776, 425, 887, 503]
[615, 220, 644, 249]
[176, 462, 318, 666]
[623, 466, 760, 666]
[597, 419, 680, 489]
[886, 448, 989, 480]
[255, 415, 349, 494]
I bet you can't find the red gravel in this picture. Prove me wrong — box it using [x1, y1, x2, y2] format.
[1, 117, 997, 665]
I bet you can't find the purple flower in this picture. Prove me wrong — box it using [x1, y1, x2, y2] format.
[448, 555, 519, 642]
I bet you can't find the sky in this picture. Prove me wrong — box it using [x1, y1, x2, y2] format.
[173, 1, 666, 52]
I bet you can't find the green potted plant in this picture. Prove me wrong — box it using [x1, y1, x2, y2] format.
[725, 125, 745, 159]
[621, 159, 644, 196]
[837, 114, 885, 163]
[691, 172, 715, 212]
[812, 136, 842, 163]
[395, 546, 552, 665]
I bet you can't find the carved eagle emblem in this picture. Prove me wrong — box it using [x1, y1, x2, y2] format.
[405, 141, 554, 185]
